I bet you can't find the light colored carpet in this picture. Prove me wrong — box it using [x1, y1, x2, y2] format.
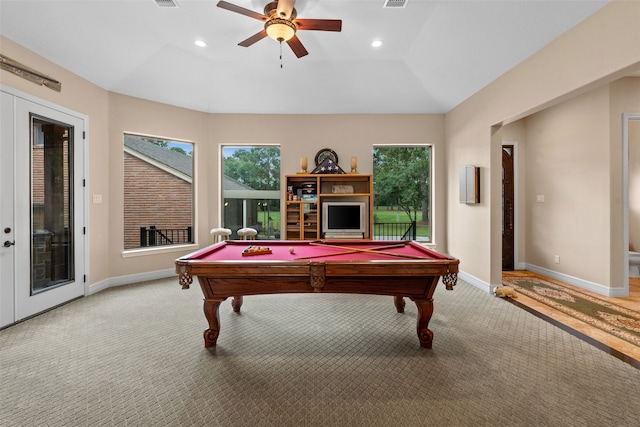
[1, 277, 639, 426]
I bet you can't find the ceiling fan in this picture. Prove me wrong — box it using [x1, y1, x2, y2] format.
[216, 0, 342, 58]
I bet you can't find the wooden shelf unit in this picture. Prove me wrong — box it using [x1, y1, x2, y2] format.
[284, 174, 373, 240]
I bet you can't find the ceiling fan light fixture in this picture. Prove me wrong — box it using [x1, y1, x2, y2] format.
[265, 18, 296, 42]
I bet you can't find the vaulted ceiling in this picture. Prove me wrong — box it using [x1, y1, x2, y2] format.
[0, 0, 610, 114]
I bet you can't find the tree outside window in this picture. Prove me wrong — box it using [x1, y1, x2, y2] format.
[373, 146, 432, 242]
[222, 146, 280, 239]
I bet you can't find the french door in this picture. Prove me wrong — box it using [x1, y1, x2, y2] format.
[0, 90, 85, 327]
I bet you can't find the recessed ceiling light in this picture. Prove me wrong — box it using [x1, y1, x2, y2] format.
[195, 40, 207, 47]
[371, 40, 383, 48]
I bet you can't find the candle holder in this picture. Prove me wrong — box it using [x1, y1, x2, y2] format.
[298, 157, 308, 174]
[349, 156, 358, 174]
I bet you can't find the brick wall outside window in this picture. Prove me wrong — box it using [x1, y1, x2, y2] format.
[123, 153, 193, 249]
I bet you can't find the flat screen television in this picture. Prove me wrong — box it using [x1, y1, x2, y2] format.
[322, 201, 367, 238]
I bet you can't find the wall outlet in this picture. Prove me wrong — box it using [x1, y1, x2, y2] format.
[92, 194, 102, 204]
[554, 255, 560, 264]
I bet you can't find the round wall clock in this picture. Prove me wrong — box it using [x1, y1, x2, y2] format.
[314, 148, 338, 166]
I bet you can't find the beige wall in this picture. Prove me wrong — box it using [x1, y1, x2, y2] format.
[206, 112, 447, 247]
[511, 76, 640, 290]
[107, 93, 210, 279]
[522, 85, 611, 284]
[446, 1, 640, 292]
[109, 95, 446, 279]
[609, 77, 640, 285]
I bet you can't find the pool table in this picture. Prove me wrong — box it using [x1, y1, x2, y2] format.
[175, 240, 459, 349]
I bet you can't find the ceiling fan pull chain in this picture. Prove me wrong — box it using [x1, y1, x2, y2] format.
[280, 40, 284, 68]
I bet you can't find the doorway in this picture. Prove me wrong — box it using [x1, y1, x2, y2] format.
[0, 90, 86, 327]
[502, 144, 515, 270]
[624, 113, 640, 297]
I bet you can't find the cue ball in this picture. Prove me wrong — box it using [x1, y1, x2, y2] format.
[289, 247, 295, 254]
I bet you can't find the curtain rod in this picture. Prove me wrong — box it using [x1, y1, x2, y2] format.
[0, 54, 61, 92]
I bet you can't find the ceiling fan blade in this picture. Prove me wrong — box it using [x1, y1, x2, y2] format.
[295, 18, 342, 32]
[286, 35, 309, 58]
[238, 30, 268, 47]
[276, 0, 296, 19]
[216, 1, 267, 21]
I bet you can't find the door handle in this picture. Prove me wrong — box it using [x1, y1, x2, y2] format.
[3, 240, 15, 247]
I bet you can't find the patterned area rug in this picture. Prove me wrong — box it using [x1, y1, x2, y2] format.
[503, 275, 640, 347]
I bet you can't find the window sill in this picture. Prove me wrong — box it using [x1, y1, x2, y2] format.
[121, 243, 200, 258]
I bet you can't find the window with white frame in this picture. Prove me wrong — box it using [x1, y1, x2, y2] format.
[372, 145, 432, 242]
[221, 146, 281, 239]
[123, 134, 194, 250]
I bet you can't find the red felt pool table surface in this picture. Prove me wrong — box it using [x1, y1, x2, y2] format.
[175, 240, 459, 349]
[186, 240, 451, 262]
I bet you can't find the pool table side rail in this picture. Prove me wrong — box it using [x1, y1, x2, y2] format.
[199, 275, 444, 299]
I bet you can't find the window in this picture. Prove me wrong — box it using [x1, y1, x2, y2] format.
[123, 134, 194, 250]
[372, 145, 432, 242]
[222, 146, 280, 239]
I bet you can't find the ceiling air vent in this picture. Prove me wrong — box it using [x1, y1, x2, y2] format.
[383, 0, 407, 8]
[154, 0, 178, 8]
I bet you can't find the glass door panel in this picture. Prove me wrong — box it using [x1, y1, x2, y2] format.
[31, 117, 74, 294]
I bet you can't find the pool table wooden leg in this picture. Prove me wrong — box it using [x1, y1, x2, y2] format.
[203, 297, 226, 347]
[231, 295, 243, 313]
[394, 296, 406, 313]
[411, 297, 435, 349]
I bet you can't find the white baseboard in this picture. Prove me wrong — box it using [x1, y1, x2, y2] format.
[86, 265, 628, 299]
[457, 270, 493, 293]
[524, 263, 628, 297]
[88, 269, 176, 295]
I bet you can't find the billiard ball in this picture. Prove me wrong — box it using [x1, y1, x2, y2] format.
[289, 247, 295, 254]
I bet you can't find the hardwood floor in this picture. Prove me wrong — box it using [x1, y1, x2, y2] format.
[502, 271, 640, 365]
